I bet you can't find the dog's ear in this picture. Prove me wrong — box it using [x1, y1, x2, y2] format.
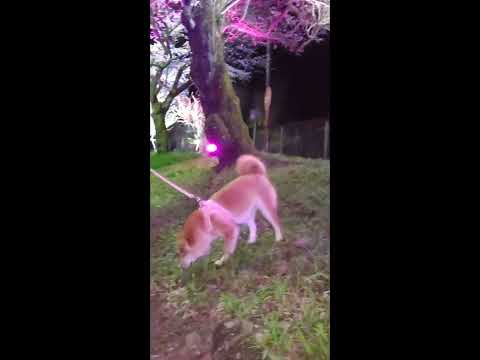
[176, 230, 192, 246]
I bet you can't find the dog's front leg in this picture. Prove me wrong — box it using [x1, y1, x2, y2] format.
[214, 225, 239, 267]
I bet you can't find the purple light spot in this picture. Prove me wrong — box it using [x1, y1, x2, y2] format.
[206, 143, 218, 153]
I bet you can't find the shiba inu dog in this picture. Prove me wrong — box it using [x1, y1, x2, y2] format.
[178, 155, 283, 268]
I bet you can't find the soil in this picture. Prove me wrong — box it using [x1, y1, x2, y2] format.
[150, 284, 218, 360]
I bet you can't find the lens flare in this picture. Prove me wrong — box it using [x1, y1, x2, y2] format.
[206, 143, 218, 153]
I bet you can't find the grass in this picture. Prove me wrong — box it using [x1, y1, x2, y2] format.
[219, 292, 257, 320]
[150, 151, 199, 170]
[150, 152, 211, 209]
[256, 279, 289, 304]
[151, 152, 330, 359]
[295, 304, 329, 359]
[256, 312, 292, 360]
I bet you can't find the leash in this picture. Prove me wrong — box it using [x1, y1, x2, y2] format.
[150, 168, 204, 206]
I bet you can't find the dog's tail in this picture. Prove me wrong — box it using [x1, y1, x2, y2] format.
[235, 154, 266, 176]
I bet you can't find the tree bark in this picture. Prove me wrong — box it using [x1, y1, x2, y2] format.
[182, 0, 256, 168]
[151, 100, 168, 153]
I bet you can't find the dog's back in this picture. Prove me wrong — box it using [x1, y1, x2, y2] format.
[211, 155, 277, 223]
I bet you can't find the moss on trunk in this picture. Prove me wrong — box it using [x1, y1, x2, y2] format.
[152, 102, 168, 153]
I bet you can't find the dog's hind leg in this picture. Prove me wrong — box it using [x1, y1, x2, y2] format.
[258, 197, 283, 242]
[247, 218, 257, 244]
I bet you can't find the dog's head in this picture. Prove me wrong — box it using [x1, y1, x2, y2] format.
[177, 209, 213, 269]
[177, 229, 201, 269]
[177, 242, 195, 269]
[175, 229, 190, 269]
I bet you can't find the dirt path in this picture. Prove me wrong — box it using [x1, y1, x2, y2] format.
[151, 285, 217, 360]
[150, 284, 261, 360]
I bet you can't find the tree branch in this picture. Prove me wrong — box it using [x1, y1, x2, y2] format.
[171, 63, 189, 94]
[171, 78, 192, 98]
[150, 66, 164, 101]
[222, 0, 242, 15]
[164, 79, 193, 110]
[150, 60, 172, 70]
[241, 0, 251, 21]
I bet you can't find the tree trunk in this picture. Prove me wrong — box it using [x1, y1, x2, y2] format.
[151, 101, 168, 153]
[182, 1, 255, 168]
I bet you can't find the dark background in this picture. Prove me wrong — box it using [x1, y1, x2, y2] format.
[235, 37, 330, 126]
[272, 37, 330, 123]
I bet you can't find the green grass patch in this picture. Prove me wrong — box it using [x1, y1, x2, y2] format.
[256, 311, 293, 360]
[150, 156, 212, 209]
[219, 292, 258, 319]
[150, 151, 199, 170]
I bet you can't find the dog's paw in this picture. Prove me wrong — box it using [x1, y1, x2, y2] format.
[214, 254, 231, 267]
[214, 259, 224, 267]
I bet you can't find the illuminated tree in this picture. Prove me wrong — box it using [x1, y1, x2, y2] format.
[150, 0, 192, 152]
[150, 0, 264, 153]
[151, 0, 330, 162]
[180, 0, 257, 167]
[168, 94, 206, 151]
[223, 0, 330, 53]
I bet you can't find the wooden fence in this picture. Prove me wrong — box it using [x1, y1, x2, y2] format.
[253, 121, 329, 159]
[165, 120, 330, 159]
